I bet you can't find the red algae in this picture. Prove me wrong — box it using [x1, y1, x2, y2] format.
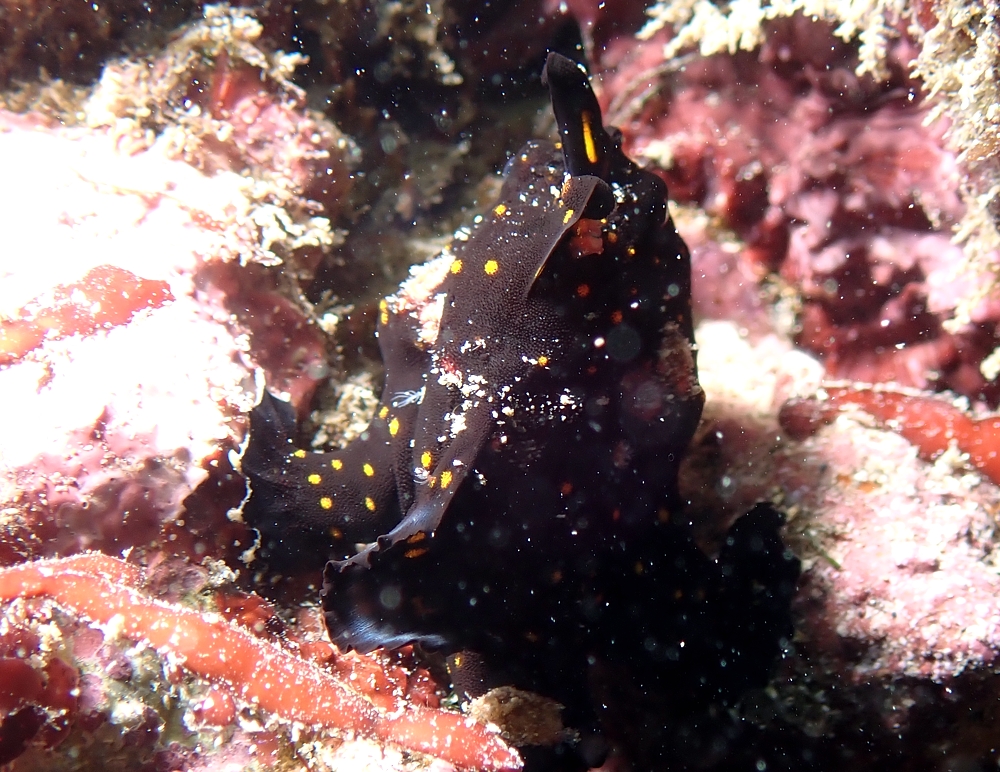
[577, 9, 1000, 404]
[0, 648, 79, 763]
[0, 554, 522, 771]
[0, 265, 173, 366]
[780, 385, 1000, 485]
[190, 687, 237, 727]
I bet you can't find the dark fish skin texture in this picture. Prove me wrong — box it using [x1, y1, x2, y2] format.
[240, 52, 799, 771]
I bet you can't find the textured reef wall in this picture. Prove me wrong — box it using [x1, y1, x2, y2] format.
[2, 0, 1000, 770]
[0, 7, 521, 771]
[600, 1, 1000, 769]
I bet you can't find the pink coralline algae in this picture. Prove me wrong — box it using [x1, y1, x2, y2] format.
[0, 4, 349, 566]
[781, 422, 1000, 682]
[752, 383, 1000, 685]
[0, 110, 257, 565]
[0, 113, 241, 563]
[663, 322, 1000, 766]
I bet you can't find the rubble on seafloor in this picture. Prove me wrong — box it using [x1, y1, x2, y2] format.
[2, 0, 1000, 770]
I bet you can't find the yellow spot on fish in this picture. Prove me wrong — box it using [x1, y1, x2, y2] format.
[308, 473, 322, 485]
[331, 459, 343, 470]
[581, 110, 598, 165]
[363, 463, 375, 477]
[407, 532, 427, 544]
[421, 450, 432, 469]
[405, 547, 429, 559]
[388, 417, 400, 436]
[365, 497, 376, 511]
[293, 449, 307, 458]
[563, 208, 574, 224]
[537, 355, 549, 367]
[440, 469, 453, 488]
[379, 299, 389, 326]
[494, 203, 507, 216]
[484, 259, 499, 276]
[329, 527, 343, 539]
[450, 259, 463, 274]
[379, 406, 389, 419]
[320, 496, 333, 510]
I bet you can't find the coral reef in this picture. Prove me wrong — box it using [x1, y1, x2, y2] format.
[4, 0, 1000, 769]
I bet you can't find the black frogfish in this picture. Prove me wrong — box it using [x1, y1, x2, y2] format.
[239, 52, 799, 770]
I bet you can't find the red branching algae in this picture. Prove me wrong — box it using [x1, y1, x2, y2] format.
[780, 385, 1000, 485]
[0, 553, 522, 771]
[586, 14, 1000, 403]
[0, 265, 172, 366]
